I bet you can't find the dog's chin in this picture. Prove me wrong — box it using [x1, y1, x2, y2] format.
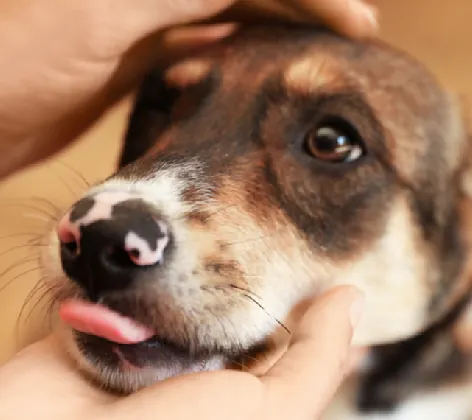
[74, 332, 226, 393]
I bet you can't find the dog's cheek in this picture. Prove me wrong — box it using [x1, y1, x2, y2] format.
[331, 195, 434, 346]
[205, 191, 331, 338]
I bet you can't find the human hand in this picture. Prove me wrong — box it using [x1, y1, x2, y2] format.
[0, 0, 378, 179]
[0, 286, 365, 420]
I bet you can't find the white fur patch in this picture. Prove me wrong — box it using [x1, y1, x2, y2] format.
[333, 196, 431, 346]
[325, 382, 472, 420]
[124, 225, 169, 266]
[75, 191, 132, 225]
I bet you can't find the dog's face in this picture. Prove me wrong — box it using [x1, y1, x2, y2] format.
[44, 26, 472, 392]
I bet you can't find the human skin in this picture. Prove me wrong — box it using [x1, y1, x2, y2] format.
[0, 0, 377, 179]
[0, 287, 365, 420]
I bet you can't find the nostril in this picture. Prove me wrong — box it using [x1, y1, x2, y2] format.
[58, 227, 77, 244]
[57, 213, 81, 258]
[61, 240, 79, 259]
[127, 248, 141, 265]
[101, 246, 138, 271]
[58, 223, 80, 261]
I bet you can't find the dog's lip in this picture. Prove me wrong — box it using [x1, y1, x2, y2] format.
[76, 331, 225, 381]
[118, 335, 191, 357]
[83, 333, 192, 366]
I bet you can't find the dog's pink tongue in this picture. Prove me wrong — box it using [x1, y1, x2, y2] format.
[59, 299, 155, 345]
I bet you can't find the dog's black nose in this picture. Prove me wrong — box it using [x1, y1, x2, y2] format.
[57, 194, 170, 299]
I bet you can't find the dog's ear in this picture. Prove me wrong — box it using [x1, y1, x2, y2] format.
[456, 94, 472, 200]
[452, 297, 472, 354]
[454, 122, 472, 337]
[460, 135, 472, 200]
[118, 69, 180, 168]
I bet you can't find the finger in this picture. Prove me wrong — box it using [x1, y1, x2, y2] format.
[101, 370, 264, 420]
[262, 286, 365, 420]
[104, 22, 238, 94]
[145, 0, 236, 28]
[453, 301, 472, 354]
[9, 23, 237, 179]
[286, 0, 379, 39]
[155, 23, 238, 64]
[346, 347, 369, 374]
[212, 0, 378, 39]
[110, 0, 238, 45]
[101, 23, 237, 112]
[215, 0, 310, 24]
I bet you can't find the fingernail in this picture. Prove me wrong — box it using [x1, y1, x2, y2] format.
[349, 291, 365, 329]
[357, 1, 379, 31]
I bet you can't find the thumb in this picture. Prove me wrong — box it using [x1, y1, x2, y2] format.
[262, 286, 365, 420]
[286, 0, 378, 39]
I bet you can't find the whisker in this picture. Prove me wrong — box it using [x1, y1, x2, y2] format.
[47, 165, 80, 200]
[205, 304, 266, 370]
[29, 196, 63, 215]
[237, 291, 291, 334]
[27, 288, 62, 336]
[225, 234, 272, 248]
[23, 283, 54, 325]
[239, 352, 263, 365]
[1, 200, 59, 218]
[226, 348, 265, 371]
[203, 284, 291, 335]
[15, 277, 49, 341]
[43, 284, 78, 332]
[224, 357, 249, 371]
[0, 243, 48, 259]
[21, 213, 58, 223]
[20, 278, 46, 315]
[0, 266, 41, 293]
[55, 159, 91, 189]
[0, 232, 42, 242]
[42, 289, 62, 332]
[0, 257, 39, 280]
[27, 234, 49, 246]
[207, 306, 230, 341]
[169, 203, 239, 224]
[225, 284, 265, 302]
[200, 204, 239, 223]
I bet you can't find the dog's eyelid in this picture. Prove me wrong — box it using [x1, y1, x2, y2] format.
[261, 77, 375, 119]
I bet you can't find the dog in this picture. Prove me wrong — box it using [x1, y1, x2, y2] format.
[42, 24, 472, 419]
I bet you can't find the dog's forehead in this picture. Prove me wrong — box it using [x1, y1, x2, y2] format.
[165, 27, 421, 82]
[162, 27, 464, 174]
[164, 27, 448, 120]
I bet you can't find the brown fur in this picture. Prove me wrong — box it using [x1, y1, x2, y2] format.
[45, 25, 472, 417]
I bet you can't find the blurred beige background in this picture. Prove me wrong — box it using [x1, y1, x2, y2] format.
[0, 0, 471, 363]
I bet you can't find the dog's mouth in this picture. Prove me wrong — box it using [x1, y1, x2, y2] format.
[75, 333, 224, 379]
[60, 299, 226, 384]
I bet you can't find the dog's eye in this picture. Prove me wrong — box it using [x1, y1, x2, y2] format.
[304, 118, 365, 163]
